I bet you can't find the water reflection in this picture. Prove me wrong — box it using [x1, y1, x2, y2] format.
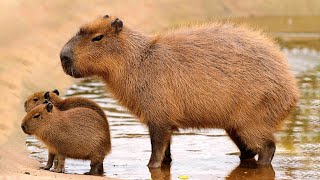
[227, 161, 275, 180]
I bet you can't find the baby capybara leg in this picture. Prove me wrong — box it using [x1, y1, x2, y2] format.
[42, 152, 55, 170]
[162, 141, 172, 165]
[55, 155, 65, 173]
[226, 128, 257, 160]
[85, 154, 105, 175]
[85, 161, 104, 175]
[257, 140, 276, 165]
[148, 125, 172, 168]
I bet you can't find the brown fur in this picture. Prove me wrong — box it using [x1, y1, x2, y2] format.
[21, 103, 111, 175]
[24, 90, 107, 121]
[60, 15, 299, 168]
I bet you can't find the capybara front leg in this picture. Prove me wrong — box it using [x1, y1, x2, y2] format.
[55, 155, 65, 173]
[42, 152, 55, 170]
[257, 140, 276, 165]
[148, 125, 172, 168]
[226, 128, 257, 160]
[162, 141, 172, 165]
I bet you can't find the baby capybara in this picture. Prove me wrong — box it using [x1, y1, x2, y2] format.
[21, 102, 111, 175]
[60, 15, 299, 168]
[24, 89, 109, 170]
[24, 89, 107, 121]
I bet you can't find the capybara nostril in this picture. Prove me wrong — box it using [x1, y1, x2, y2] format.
[21, 125, 27, 132]
[60, 45, 74, 65]
[60, 55, 71, 64]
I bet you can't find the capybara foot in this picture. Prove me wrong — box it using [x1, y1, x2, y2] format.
[239, 158, 258, 168]
[240, 149, 257, 160]
[257, 141, 276, 165]
[55, 167, 65, 173]
[162, 156, 172, 165]
[41, 165, 52, 170]
[84, 171, 103, 176]
[148, 160, 162, 169]
[85, 162, 104, 176]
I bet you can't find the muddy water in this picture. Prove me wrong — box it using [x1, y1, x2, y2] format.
[26, 48, 320, 180]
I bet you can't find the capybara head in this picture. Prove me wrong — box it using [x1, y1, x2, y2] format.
[24, 90, 59, 112]
[21, 102, 54, 135]
[60, 15, 126, 78]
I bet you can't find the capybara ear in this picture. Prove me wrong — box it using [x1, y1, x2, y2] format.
[111, 18, 123, 33]
[43, 99, 49, 104]
[44, 92, 50, 100]
[46, 103, 53, 113]
[52, 89, 59, 96]
[103, 15, 109, 18]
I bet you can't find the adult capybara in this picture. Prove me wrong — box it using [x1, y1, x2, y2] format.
[24, 89, 107, 121]
[60, 15, 299, 168]
[21, 102, 111, 175]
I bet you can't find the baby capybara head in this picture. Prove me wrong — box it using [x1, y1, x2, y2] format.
[24, 90, 59, 112]
[60, 15, 125, 78]
[21, 102, 54, 135]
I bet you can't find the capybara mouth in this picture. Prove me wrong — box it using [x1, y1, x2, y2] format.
[61, 61, 83, 78]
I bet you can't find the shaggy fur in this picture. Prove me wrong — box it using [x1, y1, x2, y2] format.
[21, 103, 111, 175]
[60, 15, 299, 168]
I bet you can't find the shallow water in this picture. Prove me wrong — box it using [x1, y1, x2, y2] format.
[26, 48, 320, 180]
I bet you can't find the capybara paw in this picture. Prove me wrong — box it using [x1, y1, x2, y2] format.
[55, 167, 65, 173]
[41, 165, 51, 170]
[148, 161, 162, 169]
[84, 172, 92, 175]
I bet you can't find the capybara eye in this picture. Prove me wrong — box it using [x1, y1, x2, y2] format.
[33, 98, 38, 102]
[33, 114, 40, 118]
[92, 35, 104, 42]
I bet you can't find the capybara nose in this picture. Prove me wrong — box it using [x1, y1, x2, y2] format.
[60, 45, 74, 65]
[21, 125, 27, 132]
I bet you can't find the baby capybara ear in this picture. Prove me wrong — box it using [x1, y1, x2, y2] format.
[52, 89, 59, 96]
[46, 103, 53, 112]
[43, 99, 49, 104]
[111, 18, 123, 33]
[44, 92, 50, 100]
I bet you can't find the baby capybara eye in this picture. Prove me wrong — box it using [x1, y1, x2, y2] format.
[33, 114, 40, 118]
[92, 35, 104, 42]
[33, 98, 38, 102]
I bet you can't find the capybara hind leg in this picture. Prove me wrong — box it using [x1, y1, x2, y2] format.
[42, 152, 55, 170]
[148, 125, 172, 168]
[55, 155, 65, 173]
[226, 128, 257, 160]
[257, 140, 276, 165]
[85, 161, 104, 175]
[162, 141, 172, 165]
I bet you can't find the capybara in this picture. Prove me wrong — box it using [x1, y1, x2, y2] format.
[24, 89, 107, 121]
[60, 15, 299, 168]
[21, 102, 111, 175]
[24, 89, 109, 170]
